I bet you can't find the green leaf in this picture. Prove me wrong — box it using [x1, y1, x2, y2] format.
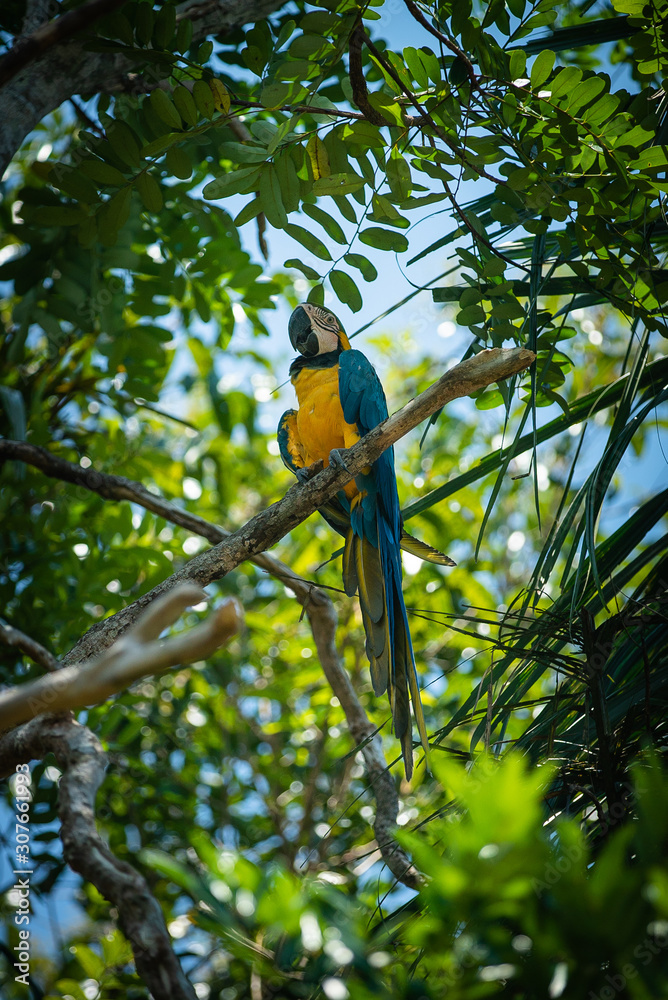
[0, 386, 26, 441]
[284, 223, 332, 260]
[629, 146, 668, 171]
[97, 186, 132, 244]
[197, 39, 213, 62]
[312, 172, 365, 196]
[260, 81, 290, 109]
[80, 158, 126, 186]
[107, 120, 142, 167]
[474, 388, 505, 410]
[307, 282, 324, 305]
[234, 198, 263, 226]
[202, 167, 261, 199]
[165, 146, 192, 179]
[359, 227, 408, 253]
[403, 46, 429, 89]
[456, 304, 486, 325]
[71, 944, 105, 979]
[284, 258, 321, 280]
[173, 85, 198, 127]
[153, 3, 176, 48]
[135, 4, 154, 46]
[386, 150, 412, 200]
[50, 164, 99, 202]
[344, 253, 377, 282]
[418, 46, 441, 85]
[176, 16, 193, 53]
[259, 164, 287, 228]
[509, 49, 526, 79]
[530, 49, 555, 89]
[149, 90, 182, 131]
[192, 79, 215, 119]
[275, 18, 296, 48]
[218, 142, 268, 164]
[274, 151, 300, 212]
[135, 172, 163, 213]
[330, 270, 362, 312]
[302, 204, 346, 243]
[141, 133, 179, 158]
[333, 194, 357, 223]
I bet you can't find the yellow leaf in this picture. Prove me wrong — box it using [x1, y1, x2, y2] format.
[306, 135, 330, 181]
[209, 78, 231, 115]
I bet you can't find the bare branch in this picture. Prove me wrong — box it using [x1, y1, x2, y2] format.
[0, 713, 198, 1000]
[0, 584, 242, 730]
[304, 587, 422, 888]
[57, 345, 534, 665]
[0, 621, 58, 673]
[348, 24, 388, 126]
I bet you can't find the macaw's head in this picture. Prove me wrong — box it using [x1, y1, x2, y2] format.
[288, 303, 351, 357]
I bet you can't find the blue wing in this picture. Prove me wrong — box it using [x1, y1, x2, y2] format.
[338, 350, 429, 776]
[338, 350, 401, 545]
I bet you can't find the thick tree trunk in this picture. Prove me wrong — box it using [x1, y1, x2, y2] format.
[0, 0, 285, 177]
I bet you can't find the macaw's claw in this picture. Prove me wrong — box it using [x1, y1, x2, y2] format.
[328, 448, 351, 474]
[295, 460, 323, 484]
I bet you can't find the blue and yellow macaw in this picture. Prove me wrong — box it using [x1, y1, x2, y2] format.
[278, 303, 453, 778]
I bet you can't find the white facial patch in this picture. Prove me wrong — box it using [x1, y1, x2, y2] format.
[317, 327, 340, 353]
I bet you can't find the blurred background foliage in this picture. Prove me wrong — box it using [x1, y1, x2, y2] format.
[0, 0, 667, 996]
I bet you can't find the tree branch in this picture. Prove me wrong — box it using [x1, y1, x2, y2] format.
[0, 0, 131, 89]
[0, 0, 286, 176]
[304, 587, 421, 888]
[0, 435, 325, 610]
[0, 584, 241, 730]
[0, 713, 198, 1000]
[0, 621, 58, 673]
[348, 24, 388, 126]
[401, 0, 478, 91]
[0, 451, 419, 886]
[57, 346, 534, 665]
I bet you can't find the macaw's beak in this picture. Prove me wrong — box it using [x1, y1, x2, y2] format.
[289, 305, 320, 357]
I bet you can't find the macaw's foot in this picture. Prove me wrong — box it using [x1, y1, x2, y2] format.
[295, 461, 324, 484]
[328, 448, 351, 474]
